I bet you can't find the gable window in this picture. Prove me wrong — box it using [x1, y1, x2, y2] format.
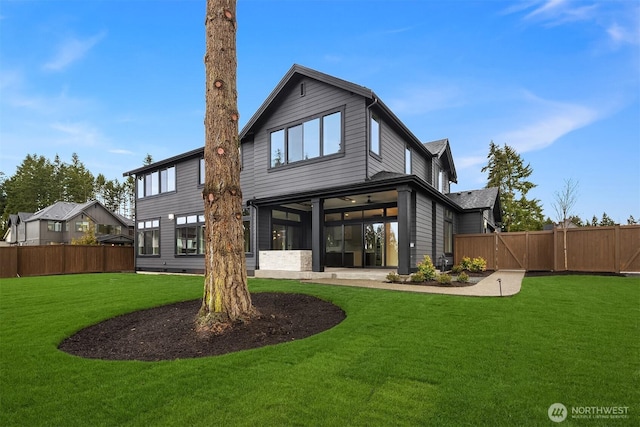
[405, 146, 412, 174]
[176, 214, 205, 256]
[137, 166, 176, 199]
[137, 219, 160, 256]
[370, 114, 380, 156]
[270, 110, 342, 168]
[439, 170, 446, 193]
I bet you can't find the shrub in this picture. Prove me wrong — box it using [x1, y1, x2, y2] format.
[459, 256, 487, 273]
[436, 274, 452, 285]
[410, 271, 426, 283]
[470, 257, 487, 273]
[386, 271, 400, 283]
[457, 271, 469, 283]
[417, 255, 437, 281]
[451, 264, 463, 274]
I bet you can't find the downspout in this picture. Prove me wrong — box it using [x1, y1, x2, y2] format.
[365, 96, 379, 181]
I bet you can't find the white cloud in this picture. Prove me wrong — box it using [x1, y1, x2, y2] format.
[386, 84, 466, 115]
[495, 94, 600, 153]
[43, 31, 106, 72]
[109, 149, 134, 155]
[50, 121, 104, 146]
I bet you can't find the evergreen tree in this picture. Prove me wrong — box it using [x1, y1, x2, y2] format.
[0, 172, 7, 236]
[64, 153, 95, 202]
[3, 154, 58, 215]
[628, 215, 637, 225]
[199, 0, 255, 330]
[481, 141, 544, 231]
[599, 212, 616, 226]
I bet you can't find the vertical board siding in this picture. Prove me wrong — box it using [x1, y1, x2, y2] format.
[0, 246, 134, 278]
[454, 225, 640, 273]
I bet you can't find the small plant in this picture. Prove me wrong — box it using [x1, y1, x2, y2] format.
[459, 256, 487, 273]
[457, 271, 469, 283]
[470, 257, 487, 273]
[416, 255, 437, 281]
[386, 271, 400, 283]
[436, 274, 452, 285]
[410, 271, 426, 283]
[451, 264, 463, 274]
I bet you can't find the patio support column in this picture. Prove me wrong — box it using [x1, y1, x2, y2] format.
[397, 186, 412, 275]
[311, 197, 324, 272]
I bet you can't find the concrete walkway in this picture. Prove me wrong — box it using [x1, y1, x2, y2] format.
[303, 270, 525, 297]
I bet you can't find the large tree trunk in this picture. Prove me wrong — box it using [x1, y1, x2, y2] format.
[199, 0, 255, 331]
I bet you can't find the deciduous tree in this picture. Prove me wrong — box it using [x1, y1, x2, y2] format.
[198, 0, 255, 331]
[552, 178, 579, 227]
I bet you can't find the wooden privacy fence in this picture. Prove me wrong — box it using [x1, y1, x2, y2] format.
[0, 245, 134, 278]
[454, 225, 640, 273]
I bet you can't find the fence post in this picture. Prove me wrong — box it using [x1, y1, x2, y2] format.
[614, 226, 621, 274]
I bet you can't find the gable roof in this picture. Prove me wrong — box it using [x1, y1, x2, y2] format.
[424, 138, 457, 183]
[239, 64, 435, 160]
[7, 212, 33, 226]
[25, 200, 133, 227]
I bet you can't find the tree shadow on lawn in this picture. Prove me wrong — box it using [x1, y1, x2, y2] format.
[59, 293, 345, 362]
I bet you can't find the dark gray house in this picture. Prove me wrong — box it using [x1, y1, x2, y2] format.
[124, 64, 500, 275]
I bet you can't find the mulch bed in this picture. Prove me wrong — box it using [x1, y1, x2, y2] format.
[59, 292, 345, 362]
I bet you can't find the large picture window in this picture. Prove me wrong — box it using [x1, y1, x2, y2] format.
[175, 214, 205, 256]
[137, 219, 160, 256]
[270, 110, 342, 167]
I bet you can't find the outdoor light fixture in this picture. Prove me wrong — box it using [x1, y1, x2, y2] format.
[168, 213, 174, 220]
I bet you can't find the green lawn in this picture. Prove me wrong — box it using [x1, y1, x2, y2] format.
[0, 273, 638, 426]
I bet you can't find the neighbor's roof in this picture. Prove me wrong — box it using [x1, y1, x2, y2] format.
[25, 200, 133, 227]
[446, 187, 499, 210]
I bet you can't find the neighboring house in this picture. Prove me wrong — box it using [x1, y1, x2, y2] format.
[5, 212, 32, 245]
[5, 201, 134, 246]
[123, 64, 501, 275]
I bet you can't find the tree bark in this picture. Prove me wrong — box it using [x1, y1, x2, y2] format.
[199, 0, 255, 331]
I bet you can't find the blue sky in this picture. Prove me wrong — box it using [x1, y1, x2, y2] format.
[1, 0, 638, 223]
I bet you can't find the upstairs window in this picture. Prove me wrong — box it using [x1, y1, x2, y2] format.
[370, 114, 380, 156]
[405, 146, 412, 174]
[439, 170, 446, 193]
[270, 110, 342, 168]
[199, 158, 205, 185]
[137, 166, 176, 199]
